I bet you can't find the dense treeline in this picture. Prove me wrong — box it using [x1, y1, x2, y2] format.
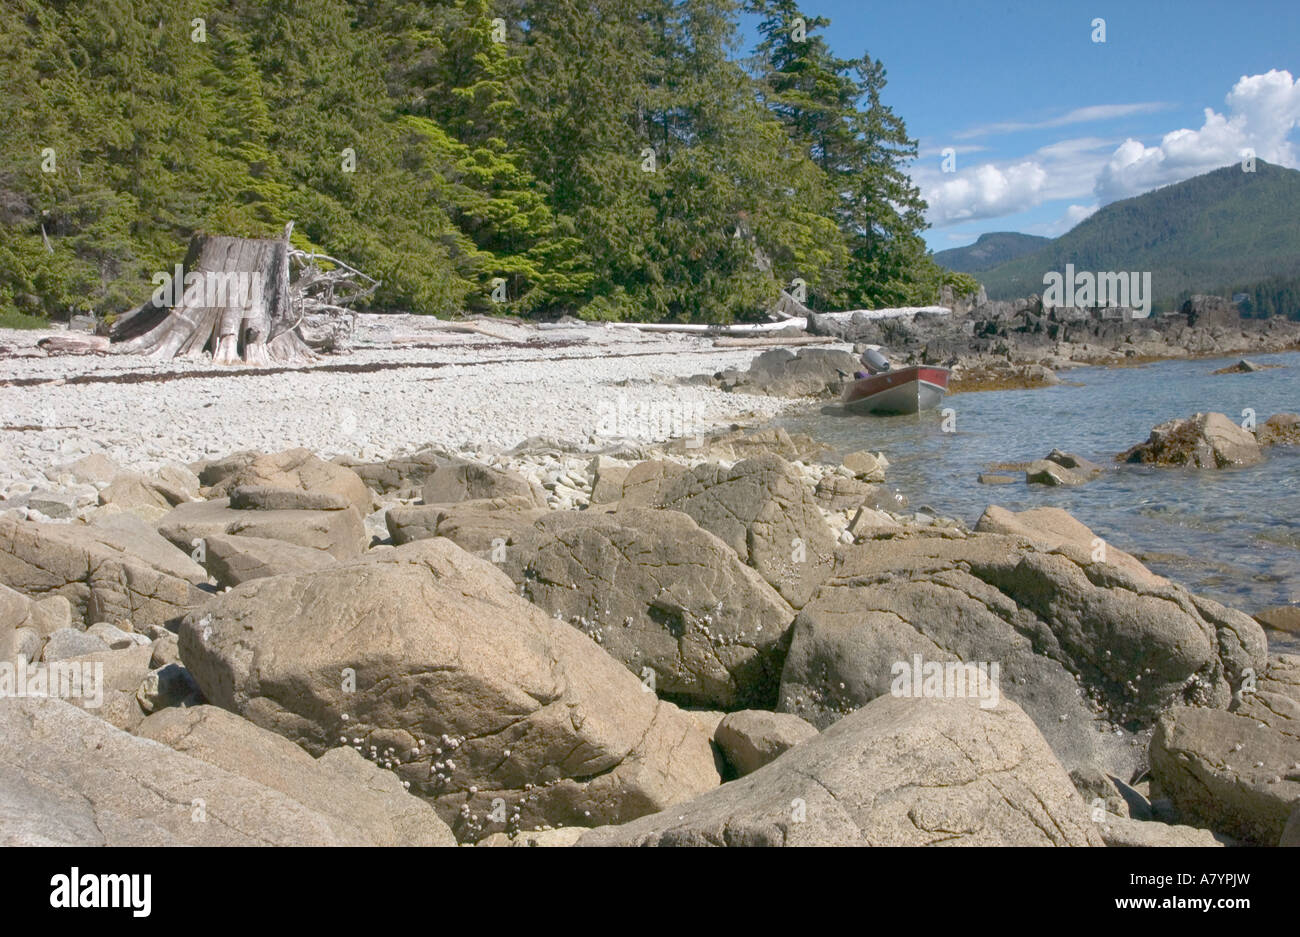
[0, 0, 963, 323]
[1173, 275, 1300, 321]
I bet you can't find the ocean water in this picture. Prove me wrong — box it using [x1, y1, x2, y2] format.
[776, 351, 1300, 653]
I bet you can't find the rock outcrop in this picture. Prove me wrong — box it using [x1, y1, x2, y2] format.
[1119, 412, 1263, 468]
[136, 705, 455, 846]
[577, 696, 1102, 846]
[1149, 654, 1300, 845]
[0, 696, 449, 846]
[778, 507, 1266, 780]
[0, 518, 206, 628]
[456, 508, 796, 708]
[654, 455, 836, 609]
[178, 539, 720, 841]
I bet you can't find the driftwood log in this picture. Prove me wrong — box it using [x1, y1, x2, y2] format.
[110, 222, 376, 365]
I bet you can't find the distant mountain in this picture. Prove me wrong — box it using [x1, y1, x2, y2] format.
[966, 161, 1300, 312]
[933, 232, 1050, 273]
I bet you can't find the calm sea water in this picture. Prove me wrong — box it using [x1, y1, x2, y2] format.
[776, 351, 1300, 653]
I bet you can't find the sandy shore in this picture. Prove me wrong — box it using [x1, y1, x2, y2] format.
[0, 316, 813, 490]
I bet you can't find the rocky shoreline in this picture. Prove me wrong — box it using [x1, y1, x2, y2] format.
[3, 310, 1299, 847]
[3, 413, 1298, 846]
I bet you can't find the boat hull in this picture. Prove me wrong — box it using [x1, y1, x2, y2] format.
[842, 365, 951, 415]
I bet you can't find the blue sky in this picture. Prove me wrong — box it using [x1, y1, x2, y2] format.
[740, 1, 1300, 251]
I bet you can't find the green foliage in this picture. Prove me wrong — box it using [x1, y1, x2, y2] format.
[0, 0, 946, 323]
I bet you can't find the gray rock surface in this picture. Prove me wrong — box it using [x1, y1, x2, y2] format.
[421, 459, 544, 507]
[578, 696, 1102, 846]
[1150, 654, 1300, 845]
[206, 447, 373, 514]
[135, 705, 454, 846]
[778, 508, 1266, 781]
[655, 455, 836, 609]
[178, 538, 720, 842]
[0, 696, 439, 846]
[158, 498, 367, 562]
[0, 518, 206, 628]
[486, 508, 796, 707]
[201, 533, 336, 587]
[714, 710, 818, 776]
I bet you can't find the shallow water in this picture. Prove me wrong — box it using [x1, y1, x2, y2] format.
[776, 351, 1300, 653]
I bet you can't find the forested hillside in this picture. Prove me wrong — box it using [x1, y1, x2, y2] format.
[973, 161, 1300, 312]
[0, 0, 963, 324]
[933, 232, 1049, 273]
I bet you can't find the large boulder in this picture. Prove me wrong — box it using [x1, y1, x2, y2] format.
[654, 455, 835, 609]
[421, 459, 544, 507]
[1181, 295, 1240, 329]
[577, 696, 1102, 846]
[778, 511, 1266, 780]
[51, 643, 155, 730]
[157, 498, 367, 562]
[0, 518, 206, 629]
[87, 512, 208, 584]
[483, 509, 795, 708]
[1149, 654, 1300, 845]
[201, 533, 336, 588]
[974, 505, 1153, 582]
[97, 472, 183, 513]
[385, 496, 545, 550]
[336, 450, 453, 496]
[714, 710, 818, 777]
[207, 447, 372, 515]
[713, 348, 859, 399]
[0, 696, 442, 846]
[136, 705, 454, 846]
[1119, 412, 1263, 468]
[228, 485, 350, 512]
[617, 459, 689, 507]
[178, 539, 720, 842]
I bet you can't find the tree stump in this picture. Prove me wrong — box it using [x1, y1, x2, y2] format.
[110, 223, 324, 365]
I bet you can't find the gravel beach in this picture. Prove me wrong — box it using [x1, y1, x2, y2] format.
[0, 315, 804, 490]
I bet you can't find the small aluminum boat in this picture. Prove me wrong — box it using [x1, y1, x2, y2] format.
[842, 364, 952, 414]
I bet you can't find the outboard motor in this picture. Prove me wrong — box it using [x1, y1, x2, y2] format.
[861, 347, 892, 374]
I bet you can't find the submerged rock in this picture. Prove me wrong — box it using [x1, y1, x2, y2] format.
[1118, 411, 1262, 468]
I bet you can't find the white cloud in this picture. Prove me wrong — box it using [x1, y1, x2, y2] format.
[1024, 203, 1100, 238]
[953, 102, 1171, 139]
[1095, 70, 1300, 202]
[921, 161, 1048, 225]
[917, 72, 1300, 229]
[915, 138, 1111, 226]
